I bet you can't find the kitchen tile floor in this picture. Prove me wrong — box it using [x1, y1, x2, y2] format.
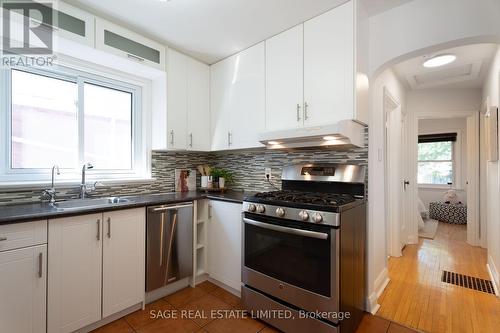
[92, 281, 418, 333]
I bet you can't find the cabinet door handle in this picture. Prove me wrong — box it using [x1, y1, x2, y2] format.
[170, 130, 174, 146]
[127, 53, 145, 62]
[96, 219, 101, 241]
[296, 104, 301, 121]
[208, 205, 212, 219]
[0, 236, 7, 241]
[107, 217, 111, 239]
[304, 102, 309, 120]
[38, 252, 43, 278]
[228, 132, 232, 146]
[189, 133, 193, 148]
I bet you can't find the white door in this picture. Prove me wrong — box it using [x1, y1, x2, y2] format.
[265, 24, 304, 131]
[187, 58, 211, 151]
[466, 112, 480, 245]
[229, 42, 266, 150]
[208, 201, 242, 290]
[303, 1, 354, 126]
[386, 104, 404, 256]
[48, 214, 102, 333]
[0, 245, 46, 333]
[167, 48, 188, 150]
[102, 208, 145, 317]
[210, 58, 232, 150]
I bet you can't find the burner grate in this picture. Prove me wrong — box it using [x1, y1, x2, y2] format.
[441, 270, 496, 295]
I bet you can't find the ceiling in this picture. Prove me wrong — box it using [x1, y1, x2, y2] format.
[393, 44, 499, 90]
[69, 0, 413, 64]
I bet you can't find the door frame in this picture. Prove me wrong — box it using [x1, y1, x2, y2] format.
[410, 109, 480, 246]
[384, 87, 405, 257]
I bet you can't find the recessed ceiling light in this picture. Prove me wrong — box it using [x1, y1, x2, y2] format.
[323, 136, 339, 141]
[423, 54, 456, 68]
[268, 141, 281, 145]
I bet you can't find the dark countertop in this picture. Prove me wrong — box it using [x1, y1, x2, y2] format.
[0, 190, 249, 225]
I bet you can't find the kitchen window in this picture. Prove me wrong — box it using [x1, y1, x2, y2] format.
[1, 66, 148, 184]
[417, 133, 457, 186]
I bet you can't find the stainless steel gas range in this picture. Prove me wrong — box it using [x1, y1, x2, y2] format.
[241, 164, 366, 333]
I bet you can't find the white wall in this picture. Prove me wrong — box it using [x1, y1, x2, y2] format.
[482, 46, 500, 289]
[367, 68, 406, 313]
[369, 0, 500, 74]
[418, 117, 468, 208]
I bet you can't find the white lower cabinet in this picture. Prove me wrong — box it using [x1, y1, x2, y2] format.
[207, 200, 242, 290]
[48, 208, 145, 333]
[102, 209, 145, 317]
[48, 213, 103, 333]
[0, 245, 47, 333]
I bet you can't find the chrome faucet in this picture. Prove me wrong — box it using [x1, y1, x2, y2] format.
[42, 165, 60, 204]
[80, 163, 94, 199]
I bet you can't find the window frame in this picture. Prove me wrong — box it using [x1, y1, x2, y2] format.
[0, 63, 149, 184]
[417, 130, 463, 189]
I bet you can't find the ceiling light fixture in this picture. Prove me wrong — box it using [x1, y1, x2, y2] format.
[323, 136, 339, 141]
[267, 141, 281, 145]
[423, 54, 456, 68]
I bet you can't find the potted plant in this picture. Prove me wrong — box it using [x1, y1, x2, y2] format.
[210, 168, 233, 189]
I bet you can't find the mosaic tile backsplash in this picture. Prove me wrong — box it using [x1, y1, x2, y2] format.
[0, 129, 367, 205]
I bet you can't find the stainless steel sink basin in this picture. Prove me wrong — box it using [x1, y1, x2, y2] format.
[52, 197, 134, 211]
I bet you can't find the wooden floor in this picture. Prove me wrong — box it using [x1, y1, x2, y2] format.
[377, 222, 500, 333]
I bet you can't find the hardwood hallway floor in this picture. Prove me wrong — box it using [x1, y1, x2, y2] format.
[377, 222, 500, 333]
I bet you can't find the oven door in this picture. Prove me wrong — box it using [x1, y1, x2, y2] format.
[242, 212, 339, 315]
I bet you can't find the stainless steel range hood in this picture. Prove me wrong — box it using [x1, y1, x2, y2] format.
[259, 120, 365, 150]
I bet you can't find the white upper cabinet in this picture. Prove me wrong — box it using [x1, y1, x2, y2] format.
[95, 18, 166, 70]
[167, 49, 210, 151]
[102, 209, 145, 318]
[52, 2, 95, 47]
[264, 1, 359, 131]
[187, 57, 211, 151]
[210, 56, 232, 151]
[303, 0, 354, 127]
[265, 25, 304, 131]
[167, 49, 189, 150]
[210, 42, 265, 150]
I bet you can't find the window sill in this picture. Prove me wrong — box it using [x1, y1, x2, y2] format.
[0, 177, 156, 192]
[418, 185, 465, 191]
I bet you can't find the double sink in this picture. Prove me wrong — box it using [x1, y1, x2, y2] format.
[51, 197, 134, 212]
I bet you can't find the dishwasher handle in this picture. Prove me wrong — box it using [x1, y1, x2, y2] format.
[149, 203, 193, 212]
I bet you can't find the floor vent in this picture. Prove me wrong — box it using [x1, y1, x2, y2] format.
[441, 270, 495, 295]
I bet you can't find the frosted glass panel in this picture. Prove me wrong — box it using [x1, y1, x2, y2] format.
[57, 11, 85, 37]
[11, 70, 78, 169]
[84, 83, 133, 170]
[104, 30, 160, 63]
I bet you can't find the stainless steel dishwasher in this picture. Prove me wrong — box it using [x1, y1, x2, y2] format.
[146, 202, 193, 292]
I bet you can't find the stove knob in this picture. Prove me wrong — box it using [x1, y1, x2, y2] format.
[299, 210, 309, 221]
[248, 204, 256, 212]
[257, 205, 266, 213]
[276, 207, 285, 217]
[312, 213, 323, 223]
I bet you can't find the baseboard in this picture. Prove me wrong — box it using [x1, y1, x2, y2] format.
[366, 268, 390, 314]
[487, 256, 499, 297]
[76, 303, 143, 333]
[208, 277, 241, 297]
[407, 234, 419, 244]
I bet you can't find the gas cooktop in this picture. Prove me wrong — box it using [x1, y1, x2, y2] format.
[252, 190, 356, 207]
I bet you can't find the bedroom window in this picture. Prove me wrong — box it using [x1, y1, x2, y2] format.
[417, 133, 456, 185]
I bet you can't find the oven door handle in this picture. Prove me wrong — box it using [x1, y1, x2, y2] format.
[243, 218, 329, 240]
